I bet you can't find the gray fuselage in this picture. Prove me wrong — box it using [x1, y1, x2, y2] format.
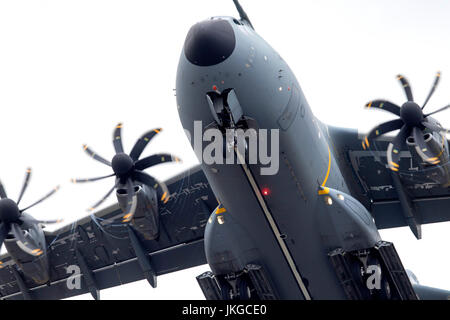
[176, 16, 380, 299]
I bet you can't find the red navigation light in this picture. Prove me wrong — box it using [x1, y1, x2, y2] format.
[262, 187, 271, 196]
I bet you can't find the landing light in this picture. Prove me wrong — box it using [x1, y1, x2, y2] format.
[325, 196, 333, 206]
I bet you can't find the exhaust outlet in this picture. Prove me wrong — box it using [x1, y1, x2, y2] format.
[407, 132, 447, 165]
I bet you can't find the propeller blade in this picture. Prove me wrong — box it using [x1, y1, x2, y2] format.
[71, 173, 115, 184]
[134, 153, 181, 171]
[16, 167, 32, 205]
[422, 121, 448, 134]
[113, 123, 124, 154]
[365, 100, 401, 116]
[129, 128, 162, 161]
[36, 219, 63, 224]
[362, 119, 404, 150]
[133, 170, 170, 204]
[0, 223, 9, 249]
[397, 74, 414, 101]
[121, 178, 138, 223]
[425, 104, 450, 118]
[20, 215, 63, 225]
[87, 184, 117, 212]
[413, 127, 440, 164]
[386, 125, 411, 171]
[0, 180, 7, 199]
[10, 223, 43, 256]
[20, 186, 60, 212]
[82, 144, 111, 166]
[422, 71, 441, 110]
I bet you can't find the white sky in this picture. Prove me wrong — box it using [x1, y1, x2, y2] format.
[0, 0, 449, 299]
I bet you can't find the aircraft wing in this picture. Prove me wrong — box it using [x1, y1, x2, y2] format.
[327, 125, 450, 230]
[0, 165, 217, 300]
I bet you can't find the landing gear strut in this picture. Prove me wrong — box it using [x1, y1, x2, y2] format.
[329, 241, 418, 300]
[196, 264, 277, 300]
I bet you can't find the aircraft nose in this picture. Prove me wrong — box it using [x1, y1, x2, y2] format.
[184, 19, 236, 66]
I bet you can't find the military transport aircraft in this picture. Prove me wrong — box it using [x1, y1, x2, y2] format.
[0, 0, 449, 300]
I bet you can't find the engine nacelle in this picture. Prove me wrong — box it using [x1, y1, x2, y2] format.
[4, 225, 49, 284]
[406, 130, 450, 186]
[407, 130, 449, 166]
[116, 183, 159, 240]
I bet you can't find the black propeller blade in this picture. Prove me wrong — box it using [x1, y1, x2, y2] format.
[121, 179, 138, 223]
[113, 123, 125, 154]
[132, 170, 170, 204]
[365, 100, 401, 116]
[73, 123, 181, 223]
[364, 72, 450, 171]
[87, 184, 117, 212]
[0, 168, 62, 256]
[82, 145, 111, 166]
[16, 167, 31, 205]
[0, 223, 8, 249]
[0, 181, 7, 199]
[397, 74, 414, 101]
[19, 185, 60, 212]
[422, 72, 441, 109]
[129, 128, 162, 161]
[386, 125, 411, 171]
[71, 173, 115, 184]
[362, 119, 404, 150]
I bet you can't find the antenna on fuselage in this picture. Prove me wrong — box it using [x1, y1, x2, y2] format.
[232, 0, 254, 29]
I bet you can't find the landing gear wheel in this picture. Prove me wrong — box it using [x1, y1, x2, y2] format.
[378, 277, 392, 300]
[237, 277, 252, 300]
[350, 260, 371, 300]
[367, 256, 391, 300]
[220, 282, 233, 300]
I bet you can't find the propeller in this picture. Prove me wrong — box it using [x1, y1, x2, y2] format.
[0, 168, 61, 256]
[363, 72, 450, 171]
[72, 123, 181, 223]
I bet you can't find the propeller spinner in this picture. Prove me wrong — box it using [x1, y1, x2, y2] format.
[72, 123, 181, 223]
[363, 72, 450, 171]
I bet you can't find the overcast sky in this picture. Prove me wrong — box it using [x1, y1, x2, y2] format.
[0, 0, 449, 299]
